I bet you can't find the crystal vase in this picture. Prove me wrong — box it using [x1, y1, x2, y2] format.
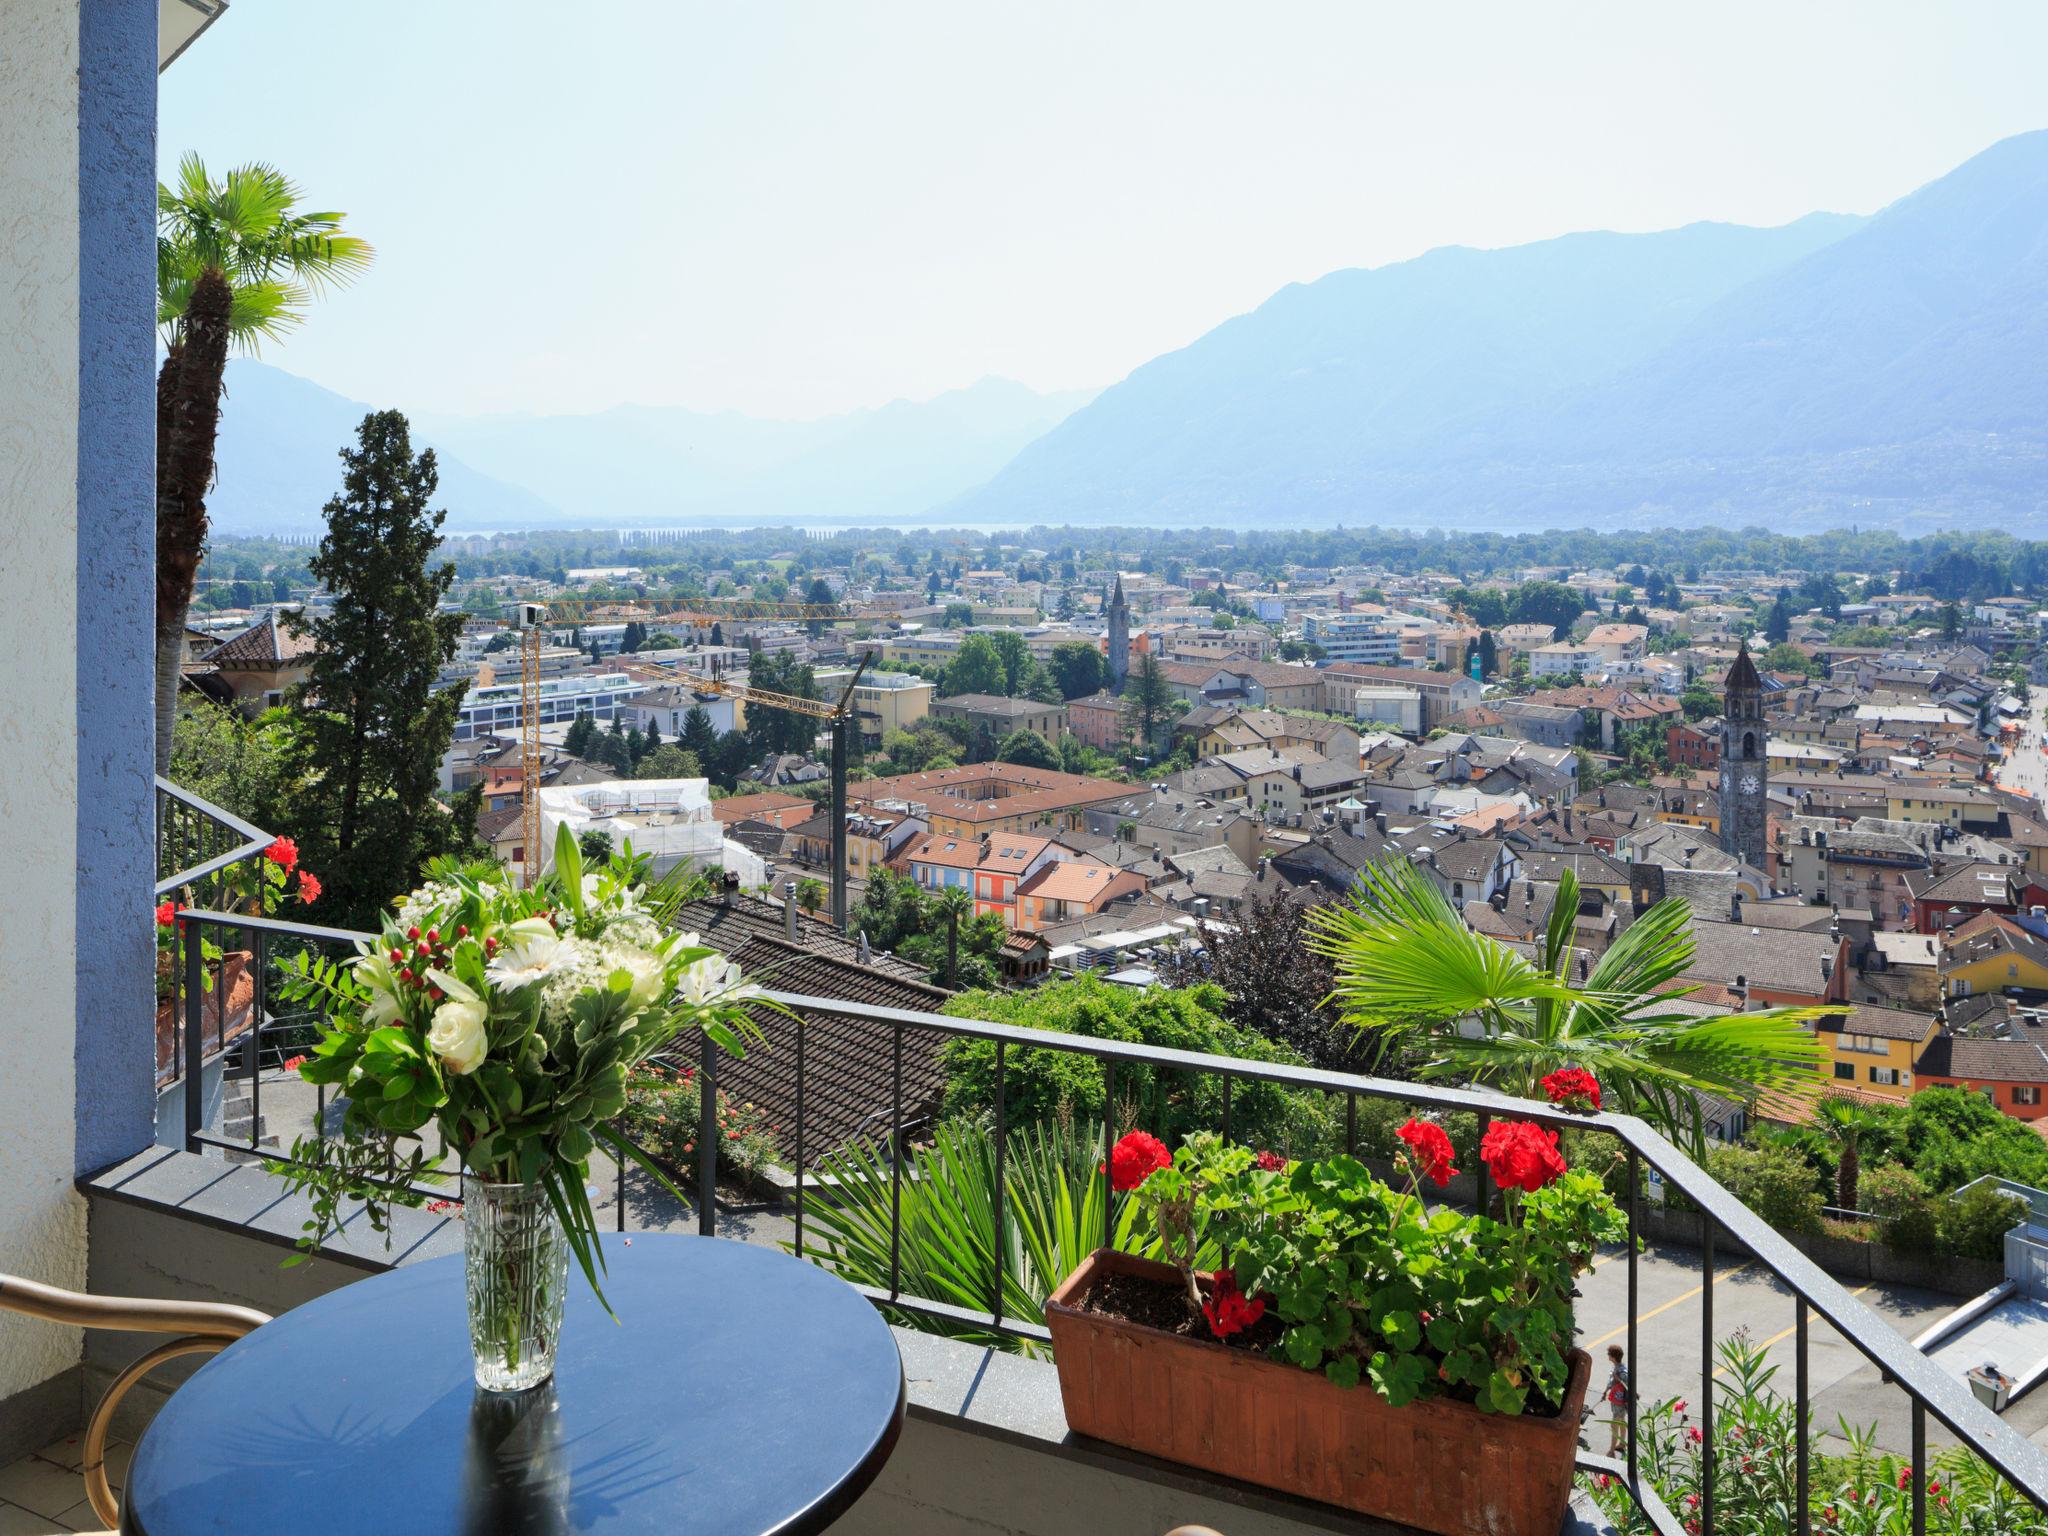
[463, 1177, 568, 1392]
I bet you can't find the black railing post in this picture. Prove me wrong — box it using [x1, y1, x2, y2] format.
[1345, 1092, 1357, 1155]
[793, 1018, 806, 1261]
[1795, 1299, 1810, 1536]
[1220, 1077, 1232, 1144]
[182, 916, 204, 1152]
[1702, 1221, 1716, 1536]
[1474, 1111, 1491, 1216]
[992, 1040, 1007, 1328]
[1627, 1146, 1640, 1494]
[1102, 1059, 1117, 1252]
[889, 1020, 903, 1300]
[697, 1029, 717, 1236]
[1912, 1402, 1926, 1536]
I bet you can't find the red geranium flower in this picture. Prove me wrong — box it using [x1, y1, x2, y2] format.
[1254, 1150, 1288, 1172]
[296, 870, 322, 905]
[1480, 1119, 1567, 1193]
[1395, 1117, 1457, 1187]
[281, 1055, 308, 1074]
[155, 900, 177, 928]
[1106, 1131, 1171, 1192]
[1539, 1066, 1601, 1112]
[1201, 1268, 1265, 1339]
[264, 836, 299, 871]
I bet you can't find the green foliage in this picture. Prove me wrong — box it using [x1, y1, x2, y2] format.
[994, 728, 1060, 769]
[167, 699, 291, 831]
[742, 650, 822, 756]
[1589, 1336, 2046, 1535]
[1941, 1181, 2030, 1262]
[1704, 1142, 1824, 1235]
[938, 977, 1337, 1156]
[1146, 1134, 1623, 1414]
[1309, 859, 1825, 1157]
[1048, 640, 1108, 699]
[1858, 1162, 1938, 1251]
[793, 1117, 1164, 1351]
[1122, 653, 1178, 751]
[633, 744, 702, 780]
[619, 1060, 780, 1183]
[941, 633, 1008, 696]
[275, 412, 475, 929]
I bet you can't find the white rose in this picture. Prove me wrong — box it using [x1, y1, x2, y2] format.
[611, 950, 666, 1006]
[427, 997, 489, 1075]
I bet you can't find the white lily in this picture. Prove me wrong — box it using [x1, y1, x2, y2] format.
[352, 948, 405, 1029]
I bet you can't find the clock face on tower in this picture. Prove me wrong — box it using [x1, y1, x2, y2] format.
[1740, 774, 1759, 794]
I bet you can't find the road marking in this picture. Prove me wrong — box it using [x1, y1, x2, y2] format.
[1708, 1284, 1874, 1377]
[1586, 1262, 1752, 1348]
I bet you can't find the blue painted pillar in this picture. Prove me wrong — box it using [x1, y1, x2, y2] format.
[74, 0, 159, 1176]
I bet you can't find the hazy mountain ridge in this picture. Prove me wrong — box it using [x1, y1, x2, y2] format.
[208, 366, 1095, 532]
[947, 130, 2048, 534]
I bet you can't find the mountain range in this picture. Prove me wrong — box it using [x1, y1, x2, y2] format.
[212, 129, 2048, 537]
[206, 366, 1095, 532]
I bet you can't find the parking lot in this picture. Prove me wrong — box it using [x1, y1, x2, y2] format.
[1574, 1235, 2048, 1459]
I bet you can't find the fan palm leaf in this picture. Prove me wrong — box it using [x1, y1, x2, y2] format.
[1307, 858, 1826, 1155]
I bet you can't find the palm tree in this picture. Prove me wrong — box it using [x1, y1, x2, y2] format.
[1306, 861, 1826, 1158]
[155, 154, 372, 772]
[934, 885, 974, 987]
[1815, 1095, 1885, 1213]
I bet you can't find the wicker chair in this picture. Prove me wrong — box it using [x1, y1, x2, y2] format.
[0, 1272, 269, 1530]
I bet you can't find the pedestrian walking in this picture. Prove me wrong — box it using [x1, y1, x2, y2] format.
[1604, 1343, 1631, 1456]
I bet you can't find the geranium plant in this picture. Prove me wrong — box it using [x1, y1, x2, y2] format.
[269, 824, 772, 1299]
[1115, 1095, 1624, 1417]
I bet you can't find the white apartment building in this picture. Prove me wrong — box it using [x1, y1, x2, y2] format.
[1303, 612, 1403, 665]
[452, 673, 651, 741]
[1530, 642, 1602, 678]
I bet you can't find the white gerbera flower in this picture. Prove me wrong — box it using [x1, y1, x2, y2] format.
[486, 930, 565, 989]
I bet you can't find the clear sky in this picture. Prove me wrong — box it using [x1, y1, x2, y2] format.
[160, 2, 2048, 421]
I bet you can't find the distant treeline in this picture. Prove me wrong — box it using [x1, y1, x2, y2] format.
[201, 521, 2048, 605]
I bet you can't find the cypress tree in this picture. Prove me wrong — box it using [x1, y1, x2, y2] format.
[282, 411, 471, 928]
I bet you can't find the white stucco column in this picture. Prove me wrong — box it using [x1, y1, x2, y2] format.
[0, 0, 158, 1448]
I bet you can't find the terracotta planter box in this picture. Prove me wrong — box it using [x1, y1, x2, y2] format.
[1045, 1249, 1589, 1536]
[155, 950, 256, 1077]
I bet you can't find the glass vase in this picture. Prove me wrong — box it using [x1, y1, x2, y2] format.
[463, 1177, 568, 1392]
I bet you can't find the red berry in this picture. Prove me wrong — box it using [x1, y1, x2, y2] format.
[400, 969, 415, 985]
[415, 941, 429, 957]
[457, 925, 469, 938]
[429, 986, 444, 1002]
[406, 926, 420, 940]
[426, 929, 439, 944]
[389, 949, 403, 964]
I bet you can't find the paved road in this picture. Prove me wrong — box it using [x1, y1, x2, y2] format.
[1573, 1235, 2048, 1461]
[1991, 694, 2048, 800]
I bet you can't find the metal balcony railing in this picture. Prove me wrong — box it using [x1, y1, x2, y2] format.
[155, 778, 273, 900]
[162, 907, 2048, 1536]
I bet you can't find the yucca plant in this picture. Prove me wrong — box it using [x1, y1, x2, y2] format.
[1307, 860, 1827, 1158]
[791, 1117, 1217, 1351]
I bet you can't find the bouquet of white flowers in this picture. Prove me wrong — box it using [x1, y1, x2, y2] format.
[273, 824, 769, 1381]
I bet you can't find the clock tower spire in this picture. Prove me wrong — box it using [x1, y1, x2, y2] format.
[1718, 639, 1769, 872]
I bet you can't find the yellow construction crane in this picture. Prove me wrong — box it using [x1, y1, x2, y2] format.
[511, 594, 881, 925]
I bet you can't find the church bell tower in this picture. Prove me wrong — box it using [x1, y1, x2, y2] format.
[1718, 639, 1769, 872]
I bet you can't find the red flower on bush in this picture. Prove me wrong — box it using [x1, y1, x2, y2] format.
[264, 837, 299, 871]
[296, 870, 322, 905]
[1395, 1117, 1457, 1187]
[1107, 1131, 1171, 1192]
[1201, 1268, 1265, 1339]
[281, 1055, 308, 1074]
[155, 900, 177, 928]
[1539, 1066, 1601, 1112]
[1254, 1150, 1288, 1172]
[1480, 1120, 1567, 1193]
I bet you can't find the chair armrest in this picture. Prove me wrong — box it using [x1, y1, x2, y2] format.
[0, 1272, 269, 1338]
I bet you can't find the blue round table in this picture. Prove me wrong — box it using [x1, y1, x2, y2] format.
[122, 1234, 905, 1536]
